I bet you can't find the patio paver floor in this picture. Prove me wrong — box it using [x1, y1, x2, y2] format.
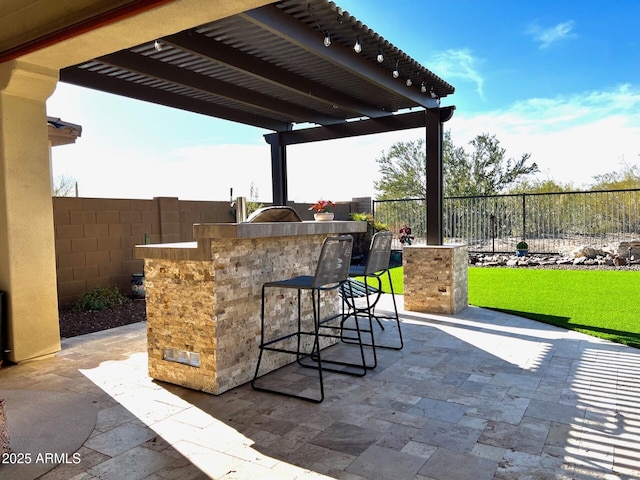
[1, 296, 639, 479]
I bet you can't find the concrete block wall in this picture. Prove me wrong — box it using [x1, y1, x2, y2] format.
[53, 196, 237, 305]
[53, 197, 369, 305]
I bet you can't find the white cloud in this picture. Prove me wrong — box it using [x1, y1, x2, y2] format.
[527, 20, 576, 49]
[429, 49, 485, 100]
[447, 85, 640, 187]
[50, 81, 640, 202]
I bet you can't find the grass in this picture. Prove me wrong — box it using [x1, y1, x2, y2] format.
[368, 266, 640, 348]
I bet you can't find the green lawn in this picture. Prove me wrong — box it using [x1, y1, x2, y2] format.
[372, 266, 640, 348]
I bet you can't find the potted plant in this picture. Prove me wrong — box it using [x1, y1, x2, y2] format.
[392, 224, 415, 266]
[350, 212, 389, 264]
[309, 199, 335, 221]
[399, 224, 414, 246]
[516, 240, 529, 257]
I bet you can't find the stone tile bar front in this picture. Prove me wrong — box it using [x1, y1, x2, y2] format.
[135, 221, 366, 395]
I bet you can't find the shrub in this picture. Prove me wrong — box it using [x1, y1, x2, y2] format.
[350, 212, 388, 232]
[73, 285, 128, 312]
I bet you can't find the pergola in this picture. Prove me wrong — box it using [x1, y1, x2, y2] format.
[58, 0, 455, 243]
[0, 0, 454, 363]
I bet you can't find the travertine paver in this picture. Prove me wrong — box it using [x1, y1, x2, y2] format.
[0, 297, 639, 480]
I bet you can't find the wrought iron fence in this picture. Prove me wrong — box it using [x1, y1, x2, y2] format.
[373, 188, 640, 254]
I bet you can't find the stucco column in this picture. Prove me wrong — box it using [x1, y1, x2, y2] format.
[0, 60, 60, 363]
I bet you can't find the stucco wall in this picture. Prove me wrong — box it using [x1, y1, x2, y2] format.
[52, 197, 367, 305]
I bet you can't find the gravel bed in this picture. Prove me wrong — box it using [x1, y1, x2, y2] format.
[59, 299, 146, 338]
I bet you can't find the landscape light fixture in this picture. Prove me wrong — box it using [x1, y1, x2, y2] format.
[393, 61, 400, 78]
[323, 32, 331, 47]
[353, 37, 362, 53]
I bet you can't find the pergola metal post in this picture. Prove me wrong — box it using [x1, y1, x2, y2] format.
[424, 106, 455, 245]
[425, 107, 443, 245]
[267, 134, 288, 205]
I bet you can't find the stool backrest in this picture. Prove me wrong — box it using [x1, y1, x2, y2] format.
[313, 235, 353, 289]
[364, 231, 393, 275]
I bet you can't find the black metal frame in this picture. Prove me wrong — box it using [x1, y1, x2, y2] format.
[251, 236, 368, 403]
[339, 232, 403, 366]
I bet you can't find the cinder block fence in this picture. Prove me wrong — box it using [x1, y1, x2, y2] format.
[52, 197, 368, 306]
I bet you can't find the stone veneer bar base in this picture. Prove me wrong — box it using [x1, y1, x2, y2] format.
[136, 221, 365, 395]
[403, 244, 468, 314]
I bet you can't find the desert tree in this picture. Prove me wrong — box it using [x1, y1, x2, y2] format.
[374, 132, 538, 199]
[53, 175, 77, 197]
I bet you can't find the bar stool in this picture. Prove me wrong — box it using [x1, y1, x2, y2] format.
[251, 235, 367, 403]
[340, 231, 403, 368]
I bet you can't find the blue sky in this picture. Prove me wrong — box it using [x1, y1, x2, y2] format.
[48, 1, 640, 202]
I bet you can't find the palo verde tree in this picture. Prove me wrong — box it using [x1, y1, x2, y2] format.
[374, 131, 538, 198]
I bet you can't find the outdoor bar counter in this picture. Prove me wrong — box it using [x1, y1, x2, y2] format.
[135, 220, 366, 395]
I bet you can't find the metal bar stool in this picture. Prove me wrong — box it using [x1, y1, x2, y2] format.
[251, 235, 367, 403]
[340, 231, 403, 368]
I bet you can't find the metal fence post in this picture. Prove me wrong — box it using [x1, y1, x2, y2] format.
[522, 193, 526, 240]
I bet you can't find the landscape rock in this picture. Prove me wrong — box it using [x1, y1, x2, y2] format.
[614, 256, 627, 266]
[468, 240, 640, 269]
[617, 241, 640, 258]
[570, 245, 603, 259]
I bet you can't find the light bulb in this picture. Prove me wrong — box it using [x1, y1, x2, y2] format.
[421, 82, 427, 93]
[377, 51, 384, 63]
[392, 62, 399, 78]
[406, 78, 412, 87]
[354, 38, 362, 53]
[430, 87, 437, 98]
[154, 40, 162, 52]
[323, 32, 331, 47]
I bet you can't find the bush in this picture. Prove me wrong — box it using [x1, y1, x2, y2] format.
[350, 212, 388, 232]
[73, 285, 128, 312]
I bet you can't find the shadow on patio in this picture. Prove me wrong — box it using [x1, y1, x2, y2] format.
[1, 297, 639, 480]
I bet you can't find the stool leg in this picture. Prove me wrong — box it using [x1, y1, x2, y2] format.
[337, 281, 376, 371]
[312, 290, 324, 400]
[351, 273, 403, 352]
[343, 280, 369, 374]
[370, 276, 385, 330]
[252, 285, 324, 403]
[251, 284, 269, 390]
[361, 284, 378, 369]
[385, 269, 403, 349]
[306, 284, 369, 376]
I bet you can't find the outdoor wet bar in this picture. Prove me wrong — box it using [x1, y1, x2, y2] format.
[135, 220, 366, 395]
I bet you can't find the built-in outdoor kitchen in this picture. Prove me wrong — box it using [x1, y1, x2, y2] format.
[136, 219, 367, 394]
